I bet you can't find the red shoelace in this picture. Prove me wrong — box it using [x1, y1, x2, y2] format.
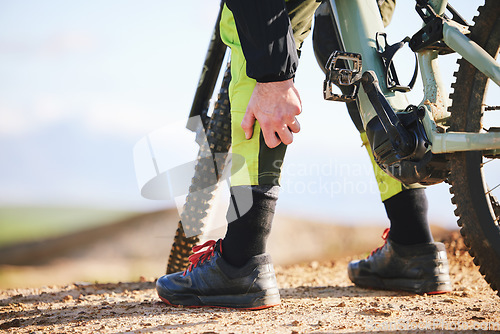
[368, 228, 390, 258]
[183, 240, 218, 275]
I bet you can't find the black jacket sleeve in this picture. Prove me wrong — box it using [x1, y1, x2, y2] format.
[225, 0, 298, 83]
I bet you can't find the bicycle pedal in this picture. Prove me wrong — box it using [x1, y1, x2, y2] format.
[323, 51, 362, 103]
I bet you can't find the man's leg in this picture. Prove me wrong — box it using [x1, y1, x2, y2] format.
[312, 1, 451, 294]
[223, 0, 321, 268]
[155, 5, 282, 309]
[347, 138, 452, 294]
[156, 1, 319, 309]
[219, 2, 287, 267]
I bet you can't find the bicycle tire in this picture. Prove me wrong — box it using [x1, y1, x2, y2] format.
[448, 0, 500, 296]
[166, 64, 232, 274]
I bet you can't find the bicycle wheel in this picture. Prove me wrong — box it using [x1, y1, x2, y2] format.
[166, 64, 232, 274]
[448, 0, 500, 296]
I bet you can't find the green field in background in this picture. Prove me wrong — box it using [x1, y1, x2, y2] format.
[0, 206, 138, 247]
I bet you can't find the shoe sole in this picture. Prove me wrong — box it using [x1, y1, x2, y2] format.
[158, 296, 280, 310]
[351, 275, 452, 295]
[157, 287, 281, 310]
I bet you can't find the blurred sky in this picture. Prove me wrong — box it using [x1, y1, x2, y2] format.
[0, 1, 493, 228]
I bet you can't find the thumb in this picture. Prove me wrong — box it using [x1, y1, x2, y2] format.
[241, 109, 256, 140]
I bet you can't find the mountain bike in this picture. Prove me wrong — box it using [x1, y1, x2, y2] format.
[162, 0, 500, 296]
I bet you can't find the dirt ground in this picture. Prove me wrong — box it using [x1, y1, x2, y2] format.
[1, 212, 499, 333]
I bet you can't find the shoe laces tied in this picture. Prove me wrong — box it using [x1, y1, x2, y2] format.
[183, 240, 218, 276]
[368, 228, 390, 258]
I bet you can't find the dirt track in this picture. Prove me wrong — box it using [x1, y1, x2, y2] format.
[1, 230, 499, 333]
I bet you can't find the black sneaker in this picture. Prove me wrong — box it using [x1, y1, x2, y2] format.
[348, 228, 452, 294]
[156, 239, 281, 309]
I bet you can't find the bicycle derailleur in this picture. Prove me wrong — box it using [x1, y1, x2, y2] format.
[323, 52, 449, 186]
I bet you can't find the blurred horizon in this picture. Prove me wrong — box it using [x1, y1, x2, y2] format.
[0, 1, 490, 232]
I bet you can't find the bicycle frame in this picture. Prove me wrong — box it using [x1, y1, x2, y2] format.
[329, 0, 500, 154]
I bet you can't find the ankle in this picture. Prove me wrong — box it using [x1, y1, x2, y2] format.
[384, 188, 434, 245]
[222, 185, 279, 267]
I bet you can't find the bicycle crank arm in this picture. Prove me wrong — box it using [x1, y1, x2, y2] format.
[361, 71, 417, 162]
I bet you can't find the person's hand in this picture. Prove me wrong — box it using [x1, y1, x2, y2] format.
[241, 79, 302, 148]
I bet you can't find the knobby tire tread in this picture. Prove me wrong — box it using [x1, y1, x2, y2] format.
[166, 64, 232, 274]
[448, 0, 500, 296]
